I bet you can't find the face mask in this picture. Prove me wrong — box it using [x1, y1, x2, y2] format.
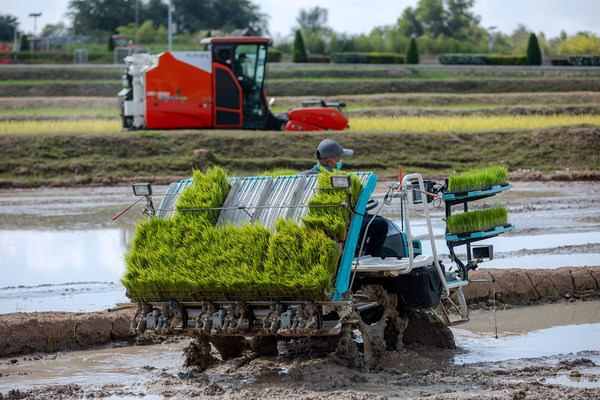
[335, 160, 343, 170]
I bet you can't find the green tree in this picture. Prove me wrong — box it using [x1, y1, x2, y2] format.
[41, 22, 68, 37]
[397, 7, 423, 38]
[292, 30, 308, 63]
[0, 14, 19, 41]
[138, 20, 156, 43]
[19, 34, 29, 51]
[406, 37, 419, 63]
[171, 0, 267, 35]
[69, 0, 136, 35]
[296, 6, 328, 33]
[446, 0, 479, 40]
[141, 0, 169, 29]
[108, 34, 116, 51]
[526, 32, 542, 65]
[557, 32, 600, 55]
[415, 0, 448, 37]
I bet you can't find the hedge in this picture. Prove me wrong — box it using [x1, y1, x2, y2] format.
[439, 54, 488, 65]
[267, 49, 282, 62]
[365, 52, 404, 64]
[307, 54, 330, 63]
[331, 52, 369, 64]
[485, 55, 527, 65]
[551, 58, 569, 66]
[1, 51, 113, 64]
[439, 53, 528, 66]
[331, 52, 404, 64]
[567, 55, 600, 66]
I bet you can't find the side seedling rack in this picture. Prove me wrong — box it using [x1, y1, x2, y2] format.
[442, 181, 514, 280]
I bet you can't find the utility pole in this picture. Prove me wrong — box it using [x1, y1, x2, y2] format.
[135, 0, 139, 47]
[168, 2, 173, 51]
[29, 12, 42, 52]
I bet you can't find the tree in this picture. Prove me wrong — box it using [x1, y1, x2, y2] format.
[526, 32, 542, 65]
[406, 37, 419, 64]
[292, 30, 308, 63]
[0, 14, 19, 41]
[296, 6, 328, 33]
[108, 34, 115, 51]
[415, 0, 448, 37]
[397, 7, 423, 38]
[171, 0, 268, 35]
[19, 34, 29, 52]
[41, 22, 68, 37]
[69, 0, 136, 35]
[446, 0, 479, 40]
[141, 0, 169, 29]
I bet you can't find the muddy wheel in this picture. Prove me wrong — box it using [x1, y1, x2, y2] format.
[209, 336, 248, 361]
[184, 335, 216, 369]
[402, 310, 456, 349]
[249, 336, 278, 357]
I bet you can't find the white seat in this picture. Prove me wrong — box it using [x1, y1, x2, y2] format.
[352, 255, 434, 276]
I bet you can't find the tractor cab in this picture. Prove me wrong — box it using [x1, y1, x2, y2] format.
[201, 37, 280, 130]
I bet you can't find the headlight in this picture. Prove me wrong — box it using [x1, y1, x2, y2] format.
[132, 182, 152, 196]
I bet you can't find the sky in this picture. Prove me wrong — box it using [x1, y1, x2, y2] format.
[4, 0, 599, 39]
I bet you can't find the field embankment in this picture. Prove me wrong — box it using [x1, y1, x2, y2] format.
[0, 308, 135, 357]
[0, 125, 598, 187]
[0, 266, 598, 357]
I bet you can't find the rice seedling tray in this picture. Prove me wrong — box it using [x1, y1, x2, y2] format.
[445, 223, 515, 245]
[442, 182, 511, 202]
[127, 289, 329, 303]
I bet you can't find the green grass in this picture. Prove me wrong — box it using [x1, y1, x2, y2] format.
[0, 109, 118, 116]
[121, 167, 361, 301]
[446, 206, 508, 234]
[0, 79, 120, 85]
[447, 165, 508, 192]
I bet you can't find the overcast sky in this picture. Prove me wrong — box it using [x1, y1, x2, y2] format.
[5, 0, 599, 39]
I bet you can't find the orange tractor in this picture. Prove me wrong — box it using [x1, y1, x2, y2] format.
[118, 37, 348, 131]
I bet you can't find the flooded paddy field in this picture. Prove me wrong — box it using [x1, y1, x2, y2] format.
[0, 180, 599, 398]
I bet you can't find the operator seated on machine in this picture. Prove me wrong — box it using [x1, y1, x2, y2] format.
[299, 139, 388, 258]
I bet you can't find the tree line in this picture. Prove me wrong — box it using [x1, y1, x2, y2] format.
[0, 0, 599, 56]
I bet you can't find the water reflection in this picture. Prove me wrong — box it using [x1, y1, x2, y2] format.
[0, 229, 130, 287]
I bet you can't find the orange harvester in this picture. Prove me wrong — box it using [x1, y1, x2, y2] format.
[118, 37, 348, 131]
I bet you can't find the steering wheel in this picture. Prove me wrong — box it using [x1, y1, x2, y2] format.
[365, 199, 379, 211]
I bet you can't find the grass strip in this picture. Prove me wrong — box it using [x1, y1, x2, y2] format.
[447, 165, 508, 192]
[0, 109, 118, 116]
[0, 79, 120, 85]
[0, 120, 121, 134]
[446, 206, 508, 234]
[121, 167, 361, 300]
[349, 115, 600, 131]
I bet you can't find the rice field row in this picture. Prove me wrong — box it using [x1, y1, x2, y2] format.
[350, 115, 600, 131]
[0, 109, 119, 116]
[1, 114, 598, 135]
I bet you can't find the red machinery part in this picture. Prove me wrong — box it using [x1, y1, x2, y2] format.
[284, 120, 325, 131]
[286, 107, 348, 131]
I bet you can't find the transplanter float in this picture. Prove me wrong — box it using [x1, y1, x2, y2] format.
[118, 36, 348, 131]
[115, 166, 513, 367]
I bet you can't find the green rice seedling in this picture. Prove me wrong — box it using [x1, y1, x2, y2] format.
[122, 167, 363, 301]
[446, 206, 508, 234]
[302, 170, 363, 241]
[259, 168, 300, 177]
[176, 167, 230, 224]
[447, 165, 508, 192]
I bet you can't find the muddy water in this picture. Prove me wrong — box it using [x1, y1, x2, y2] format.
[1, 181, 599, 313]
[1, 302, 600, 393]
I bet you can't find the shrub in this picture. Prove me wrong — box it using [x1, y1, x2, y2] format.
[366, 52, 404, 64]
[292, 30, 307, 63]
[567, 55, 600, 66]
[307, 54, 330, 63]
[405, 37, 419, 64]
[447, 165, 508, 192]
[438, 53, 487, 65]
[331, 52, 369, 64]
[108, 35, 115, 52]
[447, 206, 508, 234]
[267, 49, 282, 62]
[526, 33, 542, 66]
[550, 58, 569, 66]
[485, 55, 527, 65]
[19, 35, 29, 52]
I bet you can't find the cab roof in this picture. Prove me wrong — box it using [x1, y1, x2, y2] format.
[200, 36, 271, 45]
